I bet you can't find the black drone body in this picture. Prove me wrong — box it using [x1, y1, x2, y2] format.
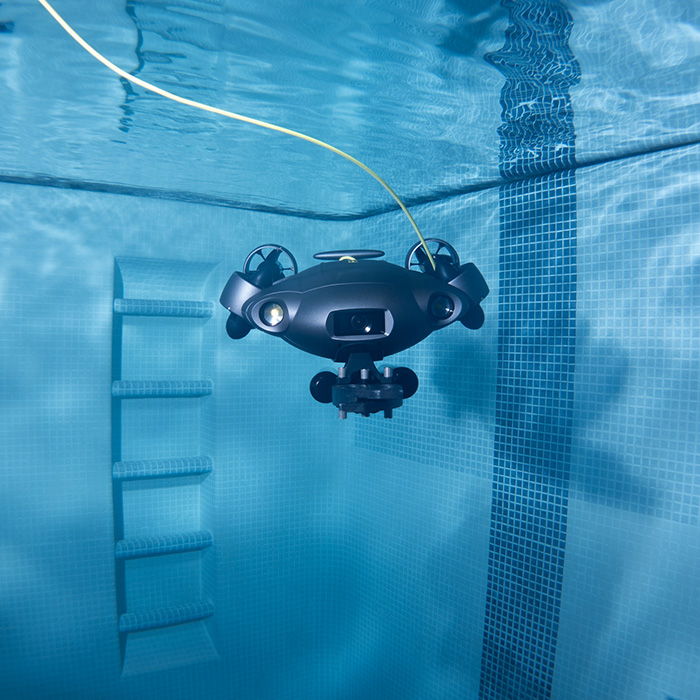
[220, 240, 488, 418]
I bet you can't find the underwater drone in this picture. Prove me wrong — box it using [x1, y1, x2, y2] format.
[220, 239, 488, 418]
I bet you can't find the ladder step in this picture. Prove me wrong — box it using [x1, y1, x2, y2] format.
[115, 531, 213, 560]
[119, 601, 215, 633]
[113, 456, 213, 480]
[114, 298, 214, 318]
[112, 380, 213, 398]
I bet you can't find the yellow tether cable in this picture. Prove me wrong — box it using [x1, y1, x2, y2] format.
[36, 0, 436, 270]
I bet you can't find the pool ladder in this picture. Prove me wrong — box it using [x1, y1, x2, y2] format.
[111, 258, 219, 673]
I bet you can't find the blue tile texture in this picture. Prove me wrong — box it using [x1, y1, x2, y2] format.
[551, 145, 700, 700]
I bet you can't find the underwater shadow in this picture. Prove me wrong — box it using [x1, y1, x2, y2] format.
[570, 319, 664, 514]
[428, 331, 497, 422]
[429, 316, 664, 514]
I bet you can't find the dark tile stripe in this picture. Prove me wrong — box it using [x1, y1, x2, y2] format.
[479, 2, 579, 698]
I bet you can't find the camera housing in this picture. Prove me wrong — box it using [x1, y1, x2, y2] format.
[328, 309, 386, 338]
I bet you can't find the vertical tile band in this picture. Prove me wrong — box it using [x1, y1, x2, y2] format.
[479, 2, 580, 698]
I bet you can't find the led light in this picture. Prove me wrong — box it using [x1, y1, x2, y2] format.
[261, 302, 285, 326]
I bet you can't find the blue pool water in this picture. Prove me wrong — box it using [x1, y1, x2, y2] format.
[1, 1, 699, 699]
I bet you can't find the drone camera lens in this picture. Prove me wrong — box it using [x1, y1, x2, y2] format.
[350, 314, 371, 334]
[261, 302, 285, 327]
[430, 295, 454, 320]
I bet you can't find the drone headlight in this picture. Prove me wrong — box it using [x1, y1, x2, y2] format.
[260, 301, 285, 327]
